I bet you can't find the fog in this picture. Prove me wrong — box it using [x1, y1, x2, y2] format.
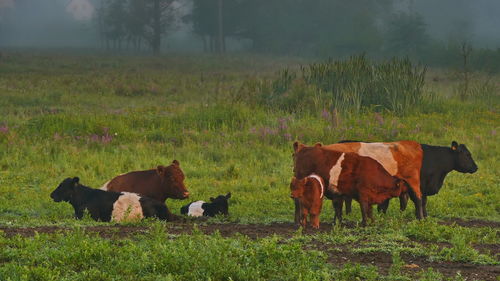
[0, 0, 499, 55]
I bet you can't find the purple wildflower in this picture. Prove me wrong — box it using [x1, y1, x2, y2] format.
[0, 125, 8, 134]
[374, 112, 384, 126]
[321, 109, 330, 120]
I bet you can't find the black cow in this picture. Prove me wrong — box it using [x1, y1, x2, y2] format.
[378, 141, 478, 217]
[180, 193, 231, 217]
[50, 177, 176, 222]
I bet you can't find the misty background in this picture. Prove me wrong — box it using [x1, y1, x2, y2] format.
[0, 0, 499, 70]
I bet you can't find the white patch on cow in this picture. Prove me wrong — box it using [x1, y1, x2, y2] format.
[111, 192, 144, 222]
[329, 153, 345, 193]
[358, 143, 398, 175]
[307, 174, 324, 198]
[187, 201, 205, 217]
[100, 181, 110, 191]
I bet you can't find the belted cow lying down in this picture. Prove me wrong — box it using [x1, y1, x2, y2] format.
[51, 177, 176, 222]
[293, 143, 407, 226]
[290, 175, 324, 229]
[180, 193, 232, 217]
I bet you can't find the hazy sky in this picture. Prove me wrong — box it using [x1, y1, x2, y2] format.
[0, 0, 499, 49]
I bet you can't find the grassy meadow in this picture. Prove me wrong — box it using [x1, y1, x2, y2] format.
[0, 53, 498, 280]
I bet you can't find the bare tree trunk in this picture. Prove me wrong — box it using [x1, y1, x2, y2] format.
[217, 0, 224, 54]
[202, 35, 207, 52]
[152, 0, 161, 55]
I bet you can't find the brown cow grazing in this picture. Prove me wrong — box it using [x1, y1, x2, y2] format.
[290, 175, 325, 229]
[102, 160, 189, 202]
[293, 143, 407, 226]
[294, 141, 424, 219]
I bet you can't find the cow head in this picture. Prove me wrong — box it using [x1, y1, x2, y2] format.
[157, 160, 190, 200]
[209, 192, 231, 215]
[392, 178, 408, 197]
[51, 177, 79, 202]
[292, 143, 324, 179]
[289, 177, 306, 199]
[451, 141, 478, 173]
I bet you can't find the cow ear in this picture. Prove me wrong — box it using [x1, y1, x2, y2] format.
[73, 177, 80, 184]
[156, 165, 165, 175]
[172, 160, 180, 166]
[451, 141, 458, 151]
[226, 192, 231, 199]
[314, 142, 322, 148]
[293, 141, 305, 153]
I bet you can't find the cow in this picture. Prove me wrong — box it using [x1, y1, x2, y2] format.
[293, 140, 424, 219]
[50, 177, 176, 222]
[181, 192, 231, 217]
[378, 141, 478, 217]
[290, 175, 324, 229]
[293, 143, 407, 226]
[102, 160, 189, 202]
[180, 193, 231, 217]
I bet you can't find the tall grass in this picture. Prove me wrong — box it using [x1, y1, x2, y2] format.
[267, 55, 427, 114]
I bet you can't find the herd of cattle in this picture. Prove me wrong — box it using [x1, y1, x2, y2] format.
[50, 140, 478, 228]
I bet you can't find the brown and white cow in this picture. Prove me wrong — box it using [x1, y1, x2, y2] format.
[293, 143, 407, 226]
[102, 160, 189, 202]
[294, 141, 424, 219]
[290, 175, 325, 229]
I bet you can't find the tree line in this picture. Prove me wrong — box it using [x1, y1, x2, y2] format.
[97, 0, 431, 56]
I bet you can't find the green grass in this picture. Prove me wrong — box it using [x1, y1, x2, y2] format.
[0, 53, 498, 280]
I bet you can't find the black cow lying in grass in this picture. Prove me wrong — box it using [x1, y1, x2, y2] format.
[50, 177, 176, 222]
[180, 193, 231, 217]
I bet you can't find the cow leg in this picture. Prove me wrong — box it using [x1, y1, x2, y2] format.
[407, 188, 424, 220]
[399, 192, 409, 211]
[294, 198, 301, 225]
[332, 197, 343, 225]
[161, 204, 179, 221]
[301, 208, 308, 229]
[73, 206, 84, 220]
[405, 176, 424, 219]
[344, 196, 352, 215]
[377, 199, 390, 214]
[90, 211, 101, 222]
[367, 204, 374, 223]
[422, 195, 428, 218]
[360, 201, 369, 227]
[310, 213, 320, 229]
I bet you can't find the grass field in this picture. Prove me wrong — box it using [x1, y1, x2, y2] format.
[0, 53, 499, 280]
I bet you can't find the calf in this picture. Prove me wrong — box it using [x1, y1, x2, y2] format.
[290, 175, 324, 229]
[102, 160, 189, 202]
[294, 140, 424, 219]
[293, 144, 406, 226]
[378, 141, 478, 217]
[51, 177, 176, 222]
[180, 193, 231, 217]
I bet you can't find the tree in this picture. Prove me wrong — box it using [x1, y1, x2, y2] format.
[191, 0, 242, 53]
[386, 12, 429, 56]
[97, 0, 179, 54]
[147, 0, 176, 54]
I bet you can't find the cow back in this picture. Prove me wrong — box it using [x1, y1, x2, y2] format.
[106, 170, 166, 202]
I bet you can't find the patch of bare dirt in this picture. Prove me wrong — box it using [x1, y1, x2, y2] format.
[440, 218, 500, 228]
